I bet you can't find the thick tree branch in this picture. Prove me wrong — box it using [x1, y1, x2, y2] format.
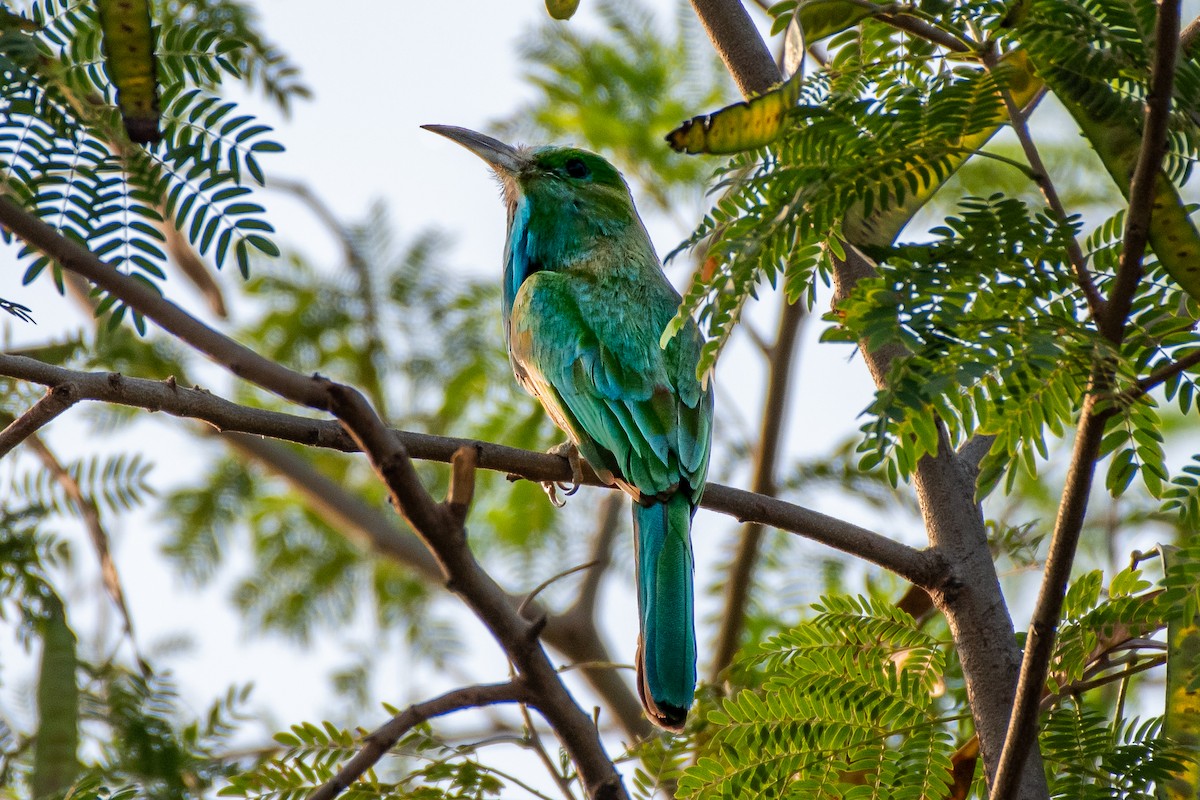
[307, 680, 531, 800]
[0, 384, 77, 458]
[688, 0, 779, 96]
[991, 4, 1182, 797]
[709, 300, 804, 680]
[835, 246, 1048, 795]
[0, 198, 627, 800]
[0, 354, 938, 587]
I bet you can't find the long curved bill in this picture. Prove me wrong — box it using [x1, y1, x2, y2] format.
[421, 124, 526, 176]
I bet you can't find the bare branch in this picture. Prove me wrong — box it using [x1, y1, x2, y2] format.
[688, 0, 780, 97]
[447, 444, 478, 525]
[984, 50, 1106, 320]
[23, 433, 141, 658]
[0, 354, 940, 588]
[710, 300, 805, 681]
[1124, 348, 1200, 404]
[0, 385, 78, 459]
[308, 680, 530, 800]
[1102, 0, 1183, 343]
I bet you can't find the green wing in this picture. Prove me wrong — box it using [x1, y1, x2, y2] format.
[510, 272, 712, 502]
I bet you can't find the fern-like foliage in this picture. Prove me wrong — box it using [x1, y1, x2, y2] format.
[1014, 0, 1200, 184]
[679, 596, 956, 799]
[1, 0, 289, 329]
[667, 0, 1200, 504]
[222, 720, 519, 800]
[11, 452, 155, 517]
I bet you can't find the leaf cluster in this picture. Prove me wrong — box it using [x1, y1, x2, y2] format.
[1, 0, 291, 331]
[223, 720, 517, 800]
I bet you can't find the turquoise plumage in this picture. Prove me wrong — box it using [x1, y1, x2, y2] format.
[425, 125, 713, 730]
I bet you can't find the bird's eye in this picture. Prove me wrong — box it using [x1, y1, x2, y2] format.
[564, 157, 591, 179]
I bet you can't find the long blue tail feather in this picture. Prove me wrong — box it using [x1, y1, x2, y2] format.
[632, 493, 696, 731]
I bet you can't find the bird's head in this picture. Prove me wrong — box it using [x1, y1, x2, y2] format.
[423, 125, 640, 248]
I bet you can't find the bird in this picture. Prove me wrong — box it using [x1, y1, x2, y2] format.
[424, 125, 714, 731]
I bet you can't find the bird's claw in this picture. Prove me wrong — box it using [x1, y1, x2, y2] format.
[541, 441, 582, 507]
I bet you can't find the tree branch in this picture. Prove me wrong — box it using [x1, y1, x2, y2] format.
[221, 431, 650, 742]
[985, 49, 1106, 320]
[307, 680, 531, 800]
[709, 300, 805, 681]
[0, 198, 628, 800]
[990, 5, 1181, 797]
[845, 0, 973, 52]
[0, 354, 940, 588]
[1124, 347, 1200, 404]
[1101, 0, 1182, 343]
[987, 399, 1107, 800]
[834, 246, 1048, 795]
[688, 0, 780, 96]
[0, 384, 78, 458]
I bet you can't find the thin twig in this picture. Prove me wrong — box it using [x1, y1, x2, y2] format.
[1118, 348, 1200, 408]
[518, 700, 579, 800]
[0, 384, 77, 458]
[307, 681, 530, 800]
[984, 49, 1106, 320]
[1057, 655, 1165, 698]
[710, 299, 805, 681]
[24, 433, 141, 661]
[840, 0, 973, 52]
[518, 561, 600, 619]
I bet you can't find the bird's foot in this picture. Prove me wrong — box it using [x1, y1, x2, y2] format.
[542, 441, 582, 508]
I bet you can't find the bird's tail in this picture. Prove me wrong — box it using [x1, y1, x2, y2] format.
[632, 492, 696, 731]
